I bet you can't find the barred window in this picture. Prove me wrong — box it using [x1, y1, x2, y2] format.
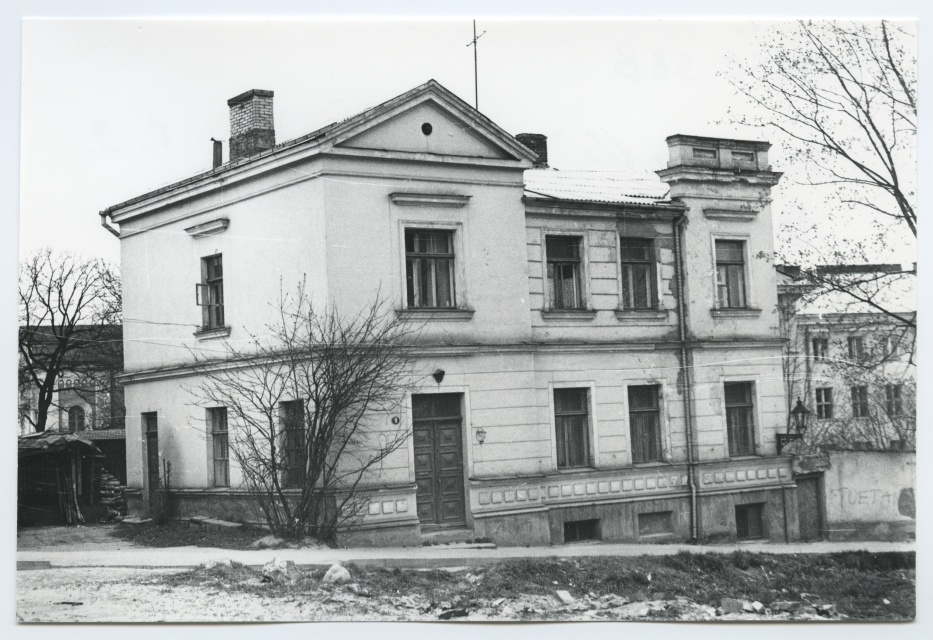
[715, 240, 747, 308]
[405, 229, 455, 308]
[281, 400, 306, 487]
[815, 387, 834, 420]
[546, 236, 584, 310]
[628, 385, 663, 463]
[724, 382, 755, 456]
[620, 238, 656, 310]
[209, 407, 229, 487]
[554, 388, 589, 469]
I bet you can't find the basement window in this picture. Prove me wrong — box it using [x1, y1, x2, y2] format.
[564, 519, 600, 543]
[735, 503, 765, 540]
[638, 511, 674, 537]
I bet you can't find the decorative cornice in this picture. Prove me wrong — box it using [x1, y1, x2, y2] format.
[185, 218, 229, 238]
[389, 193, 471, 208]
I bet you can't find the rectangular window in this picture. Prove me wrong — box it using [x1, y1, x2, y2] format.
[564, 519, 600, 543]
[628, 385, 663, 463]
[885, 384, 903, 417]
[735, 503, 765, 540]
[851, 385, 870, 418]
[815, 387, 834, 420]
[209, 407, 229, 487]
[554, 388, 590, 469]
[196, 254, 225, 329]
[638, 511, 674, 537]
[715, 240, 747, 308]
[848, 336, 865, 361]
[811, 337, 829, 362]
[405, 229, 456, 308]
[281, 400, 306, 488]
[724, 382, 756, 456]
[620, 238, 656, 310]
[546, 236, 584, 310]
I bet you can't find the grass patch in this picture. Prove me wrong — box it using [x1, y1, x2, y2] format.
[143, 551, 915, 620]
[111, 520, 264, 550]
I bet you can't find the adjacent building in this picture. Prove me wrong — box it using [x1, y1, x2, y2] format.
[102, 80, 800, 546]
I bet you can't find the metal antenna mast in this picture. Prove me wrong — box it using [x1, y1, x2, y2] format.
[466, 20, 486, 109]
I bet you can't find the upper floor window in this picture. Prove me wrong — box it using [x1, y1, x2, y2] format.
[620, 238, 656, 310]
[815, 387, 834, 419]
[715, 240, 747, 308]
[724, 382, 756, 456]
[405, 229, 455, 308]
[68, 406, 85, 432]
[851, 385, 870, 418]
[554, 388, 590, 469]
[811, 337, 829, 362]
[546, 235, 584, 310]
[628, 385, 663, 463]
[196, 254, 225, 330]
[847, 336, 865, 361]
[885, 384, 904, 417]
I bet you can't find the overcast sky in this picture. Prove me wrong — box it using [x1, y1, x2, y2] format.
[18, 18, 807, 265]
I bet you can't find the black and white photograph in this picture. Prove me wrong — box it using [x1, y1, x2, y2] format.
[9, 4, 921, 627]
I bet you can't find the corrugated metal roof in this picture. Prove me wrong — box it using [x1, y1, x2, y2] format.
[18, 431, 103, 458]
[524, 168, 670, 205]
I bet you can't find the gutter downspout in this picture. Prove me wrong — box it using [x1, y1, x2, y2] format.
[100, 211, 120, 238]
[673, 210, 699, 542]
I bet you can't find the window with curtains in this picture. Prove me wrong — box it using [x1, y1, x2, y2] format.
[209, 407, 229, 487]
[715, 240, 747, 308]
[620, 238, 656, 309]
[815, 387, 834, 420]
[405, 229, 456, 308]
[724, 382, 756, 456]
[196, 254, 225, 329]
[628, 385, 663, 463]
[554, 388, 590, 469]
[280, 400, 306, 487]
[546, 236, 584, 310]
[851, 385, 870, 418]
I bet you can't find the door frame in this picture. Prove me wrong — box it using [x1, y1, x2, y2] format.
[407, 386, 473, 528]
[795, 472, 825, 542]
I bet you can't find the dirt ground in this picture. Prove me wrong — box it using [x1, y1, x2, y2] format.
[17, 523, 133, 551]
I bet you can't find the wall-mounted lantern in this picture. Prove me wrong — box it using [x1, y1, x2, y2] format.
[475, 428, 487, 445]
[777, 398, 810, 453]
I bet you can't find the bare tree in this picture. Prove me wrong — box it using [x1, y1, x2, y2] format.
[192, 283, 420, 542]
[727, 20, 916, 326]
[18, 249, 122, 432]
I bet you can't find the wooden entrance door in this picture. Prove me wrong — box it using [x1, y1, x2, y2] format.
[143, 413, 159, 493]
[796, 475, 823, 541]
[412, 393, 466, 527]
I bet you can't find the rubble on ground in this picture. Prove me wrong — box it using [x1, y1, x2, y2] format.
[261, 557, 296, 583]
[321, 563, 351, 586]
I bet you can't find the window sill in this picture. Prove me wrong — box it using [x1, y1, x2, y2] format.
[541, 309, 597, 322]
[728, 454, 761, 461]
[194, 326, 231, 340]
[632, 460, 671, 468]
[397, 308, 475, 322]
[710, 307, 762, 318]
[614, 309, 669, 324]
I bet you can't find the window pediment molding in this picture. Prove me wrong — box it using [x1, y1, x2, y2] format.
[703, 208, 758, 222]
[185, 217, 230, 238]
[389, 193, 471, 208]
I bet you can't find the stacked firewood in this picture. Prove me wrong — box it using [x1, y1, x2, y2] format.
[97, 468, 126, 522]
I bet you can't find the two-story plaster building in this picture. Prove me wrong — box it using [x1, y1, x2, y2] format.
[102, 80, 798, 546]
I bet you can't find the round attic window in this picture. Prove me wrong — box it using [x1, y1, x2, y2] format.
[421, 122, 433, 135]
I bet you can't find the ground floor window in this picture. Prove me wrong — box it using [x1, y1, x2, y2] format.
[724, 382, 756, 456]
[628, 384, 662, 463]
[280, 400, 306, 487]
[209, 407, 229, 487]
[735, 503, 765, 540]
[815, 387, 834, 419]
[554, 388, 590, 469]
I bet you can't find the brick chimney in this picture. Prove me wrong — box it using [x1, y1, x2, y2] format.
[516, 133, 548, 168]
[227, 89, 275, 162]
